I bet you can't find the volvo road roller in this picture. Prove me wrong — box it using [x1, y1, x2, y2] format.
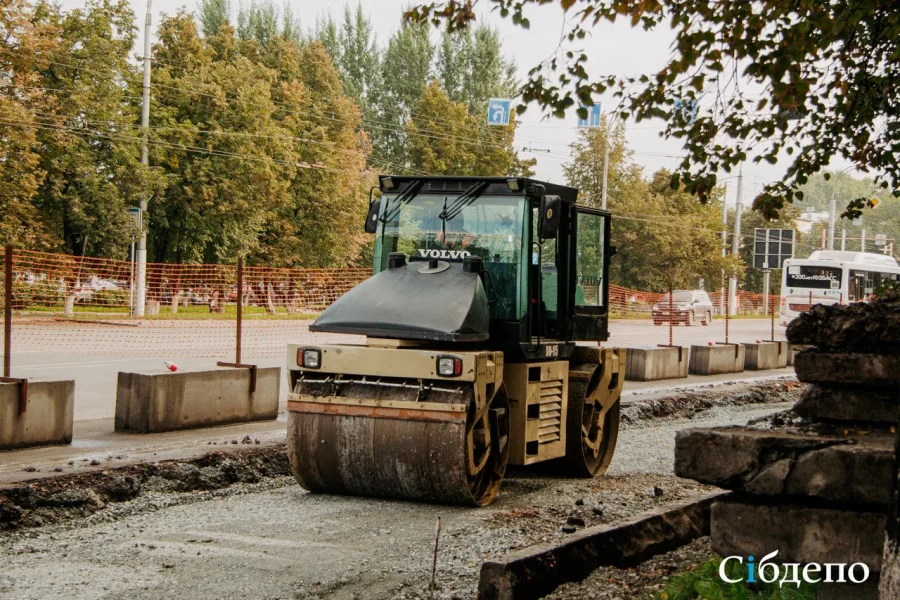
[286, 176, 624, 506]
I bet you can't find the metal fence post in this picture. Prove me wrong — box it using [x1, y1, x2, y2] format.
[4, 245, 12, 378]
[668, 283, 674, 346]
[770, 294, 775, 342]
[725, 288, 730, 345]
[236, 256, 243, 364]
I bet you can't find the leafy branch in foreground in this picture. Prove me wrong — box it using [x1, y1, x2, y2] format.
[405, 0, 900, 220]
[658, 556, 816, 600]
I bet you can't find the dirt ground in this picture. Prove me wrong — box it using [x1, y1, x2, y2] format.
[0, 380, 802, 600]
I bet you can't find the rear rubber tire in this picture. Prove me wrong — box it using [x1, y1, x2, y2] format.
[702, 310, 711, 326]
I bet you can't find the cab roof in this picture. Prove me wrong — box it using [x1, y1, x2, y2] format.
[379, 175, 579, 204]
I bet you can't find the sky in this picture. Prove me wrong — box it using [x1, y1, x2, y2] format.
[60, 0, 854, 209]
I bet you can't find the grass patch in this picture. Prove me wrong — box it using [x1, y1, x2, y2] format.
[658, 557, 817, 600]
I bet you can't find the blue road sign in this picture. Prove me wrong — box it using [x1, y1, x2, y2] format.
[487, 98, 512, 126]
[674, 99, 698, 124]
[576, 103, 602, 128]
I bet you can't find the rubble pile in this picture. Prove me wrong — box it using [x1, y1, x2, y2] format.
[675, 290, 900, 600]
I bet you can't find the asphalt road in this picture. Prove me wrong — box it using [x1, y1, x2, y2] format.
[0, 396, 794, 600]
[9, 318, 785, 422]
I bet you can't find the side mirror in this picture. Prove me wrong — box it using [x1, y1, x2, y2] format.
[609, 245, 618, 258]
[538, 194, 561, 239]
[364, 186, 380, 234]
[364, 199, 381, 234]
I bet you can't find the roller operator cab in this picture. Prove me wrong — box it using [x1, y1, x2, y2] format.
[286, 176, 625, 506]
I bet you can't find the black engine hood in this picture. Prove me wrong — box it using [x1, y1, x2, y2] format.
[309, 261, 490, 342]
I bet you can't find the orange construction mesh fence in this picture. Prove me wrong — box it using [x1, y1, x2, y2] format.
[1, 248, 370, 359]
[1, 247, 783, 360]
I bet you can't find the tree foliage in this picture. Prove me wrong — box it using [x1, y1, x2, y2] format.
[406, 0, 900, 221]
[436, 22, 517, 114]
[197, 0, 230, 38]
[0, 0, 370, 267]
[1, 0, 532, 266]
[565, 119, 739, 291]
[0, 0, 60, 250]
[407, 81, 528, 176]
[149, 13, 370, 267]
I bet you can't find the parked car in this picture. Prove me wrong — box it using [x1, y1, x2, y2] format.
[652, 290, 713, 326]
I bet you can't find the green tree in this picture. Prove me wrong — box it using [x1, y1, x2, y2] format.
[563, 116, 633, 206]
[313, 14, 340, 63]
[406, 81, 526, 177]
[407, 0, 900, 220]
[796, 171, 882, 213]
[37, 0, 149, 258]
[236, 0, 279, 47]
[337, 3, 380, 112]
[0, 0, 60, 250]
[371, 19, 435, 170]
[565, 123, 737, 291]
[436, 23, 517, 114]
[197, 0, 230, 37]
[254, 38, 372, 268]
[151, 12, 370, 267]
[150, 14, 294, 263]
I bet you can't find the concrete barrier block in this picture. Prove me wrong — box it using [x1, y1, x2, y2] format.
[1, 380, 74, 450]
[743, 341, 789, 370]
[625, 346, 689, 381]
[115, 367, 280, 433]
[711, 500, 885, 574]
[688, 344, 745, 375]
[786, 343, 802, 366]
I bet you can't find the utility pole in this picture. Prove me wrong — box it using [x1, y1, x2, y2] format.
[135, 0, 152, 317]
[728, 167, 743, 315]
[861, 229, 866, 252]
[600, 113, 618, 210]
[841, 228, 846, 251]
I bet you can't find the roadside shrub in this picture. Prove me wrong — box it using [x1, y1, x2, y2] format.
[89, 288, 129, 308]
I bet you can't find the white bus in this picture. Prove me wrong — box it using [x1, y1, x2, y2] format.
[780, 250, 900, 325]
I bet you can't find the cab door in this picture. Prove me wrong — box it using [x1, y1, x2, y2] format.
[571, 207, 611, 341]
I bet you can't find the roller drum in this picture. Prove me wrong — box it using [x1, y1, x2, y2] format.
[287, 381, 509, 506]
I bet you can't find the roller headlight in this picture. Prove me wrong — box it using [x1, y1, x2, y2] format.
[436, 355, 462, 377]
[298, 348, 321, 369]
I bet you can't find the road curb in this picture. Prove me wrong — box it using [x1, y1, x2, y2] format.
[477, 491, 727, 600]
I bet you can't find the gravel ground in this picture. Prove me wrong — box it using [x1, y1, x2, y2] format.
[0, 381, 800, 600]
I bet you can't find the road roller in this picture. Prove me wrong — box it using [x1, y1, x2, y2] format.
[286, 176, 625, 506]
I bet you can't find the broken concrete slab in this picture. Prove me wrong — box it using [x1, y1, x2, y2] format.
[794, 384, 899, 424]
[1, 380, 74, 451]
[743, 342, 789, 371]
[688, 344, 745, 376]
[794, 351, 900, 387]
[477, 493, 724, 600]
[712, 500, 886, 572]
[675, 427, 894, 506]
[624, 346, 689, 381]
[115, 367, 279, 433]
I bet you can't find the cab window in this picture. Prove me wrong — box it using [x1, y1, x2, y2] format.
[575, 211, 606, 307]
